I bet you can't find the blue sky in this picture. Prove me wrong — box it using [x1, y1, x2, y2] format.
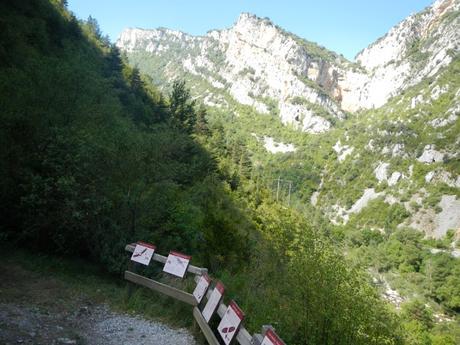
[68, 0, 433, 60]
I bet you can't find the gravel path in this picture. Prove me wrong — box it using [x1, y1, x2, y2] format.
[87, 305, 196, 345]
[0, 302, 196, 345]
[0, 261, 197, 345]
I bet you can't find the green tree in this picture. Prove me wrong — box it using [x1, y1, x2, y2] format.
[194, 104, 210, 135]
[169, 79, 196, 133]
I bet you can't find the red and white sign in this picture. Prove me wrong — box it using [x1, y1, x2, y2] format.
[202, 281, 225, 322]
[217, 301, 244, 345]
[163, 251, 191, 278]
[261, 329, 285, 345]
[193, 274, 211, 303]
[130, 242, 156, 266]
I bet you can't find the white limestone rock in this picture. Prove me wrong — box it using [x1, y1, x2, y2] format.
[434, 195, 460, 238]
[429, 102, 460, 127]
[353, 0, 460, 109]
[333, 140, 354, 162]
[430, 84, 449, 100]
[428, 113, 458, 128]
[263, 136, 297, 153]
[411, 94, 425, 109]
[385, 194, 399, 205]
[310, 191, 320, 206]
[417, 145, 445, 163]
[365, 139, 375, 151]
[388, 172, 402, 186]
[425, 170, 460, 187]
[391, 144, 407, 157]
[279, 102, 331, 133]
[374, 162, 390, 182]
[349, 188, 384, 214]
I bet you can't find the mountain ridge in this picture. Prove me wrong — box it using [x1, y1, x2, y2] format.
[117, 0, 459, 133]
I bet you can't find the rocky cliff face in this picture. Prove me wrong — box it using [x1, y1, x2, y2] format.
[351, 0, 460, 109]
[116, 0, 459, 133]
[118, 13, 347, 133]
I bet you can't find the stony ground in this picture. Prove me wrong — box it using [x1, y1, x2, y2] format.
[0, 262, 196, 345]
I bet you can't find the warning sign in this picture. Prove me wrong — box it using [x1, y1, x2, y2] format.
[193, 274, 211, 303]
[163, 251, 191, 278]
[261, 329, 285, 345]
[130, 242, 156, 266]
[202, 281, 224, 322]
[217, 301, 244, 345]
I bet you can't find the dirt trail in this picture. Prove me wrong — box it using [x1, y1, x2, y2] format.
[0, 262, 196, 345]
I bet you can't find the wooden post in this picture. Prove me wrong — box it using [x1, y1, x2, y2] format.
[127, 257, 140, 298]
[125, 271, 198, 306]
[193, 307, 220, 345]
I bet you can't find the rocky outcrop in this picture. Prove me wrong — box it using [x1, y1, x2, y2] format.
[417, 144, 445, 163]
[262, 136, 296, 153]
[407, 195, 460, 238]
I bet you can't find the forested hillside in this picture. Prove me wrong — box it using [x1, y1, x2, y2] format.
[1, 1, 458, 344]
[0, 0, 251, 272]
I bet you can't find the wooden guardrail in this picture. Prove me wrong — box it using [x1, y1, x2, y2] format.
[124, 243, 285, 345]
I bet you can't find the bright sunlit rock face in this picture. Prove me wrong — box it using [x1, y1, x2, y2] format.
[117, 0, 459, 133]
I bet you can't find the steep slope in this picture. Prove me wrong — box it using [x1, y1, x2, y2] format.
[0, 0, 250, 271]
[316, 57, 460, 238]
[117, 0, 460, 239]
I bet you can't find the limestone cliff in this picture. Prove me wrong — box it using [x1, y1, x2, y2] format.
[117, 0, 459, 133]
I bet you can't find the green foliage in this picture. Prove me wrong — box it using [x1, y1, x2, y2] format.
[0, 0, 247, 274]
[221, 203, 403, 345]
[401, 300, 434, 329]
[168, 79, 197, 133]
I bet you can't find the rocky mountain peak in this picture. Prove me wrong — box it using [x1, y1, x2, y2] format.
[357, 0, 459, 71]
[234, 12, 273, 27]
[117, 1, 459, 130]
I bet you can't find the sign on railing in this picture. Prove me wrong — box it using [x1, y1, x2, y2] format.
[130, 242, 155, 265]
[193, 273, 211, 303]
[124, 242, 286, 345]
[202, 281, 224, 322]
[217, 301, 244, 344]
[163, 251, 191, 278]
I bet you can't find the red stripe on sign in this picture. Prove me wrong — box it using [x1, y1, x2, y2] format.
[266, 329, 284, 345]
[215, 281, 225, 294]
[203, 274, 211, 283]
[137, 241, 156, 249]
[229, 301, 245, 320]
[170, 251, 191, 260]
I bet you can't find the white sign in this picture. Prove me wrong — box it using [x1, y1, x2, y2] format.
[130, 242, 156, 266]
[261, 329, 285, 345]
[217, 301, 244, 345]
[163, 251, 191, 278]
[193, 274, 211, 303]
[202, 281, 225, 322]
